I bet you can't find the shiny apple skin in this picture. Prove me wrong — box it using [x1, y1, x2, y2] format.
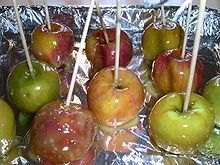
[203, 75, 220, 127]
[141, 21, 184, 61]
[31, 22, 74, 68]
[85, 28, 133, 72]
[6, 61, 60, 113]
[0, 99, 16, 156]
[87, 66, 144, 127]
[149, 92, 214, 154]
[152, 49, 203, 94]
[30, 100, 97, 164]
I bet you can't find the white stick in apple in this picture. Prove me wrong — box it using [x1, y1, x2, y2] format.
[66, 0, 96, 106]
[95, 0, 109, 44]
[114, 0, 121, 86]
[183, 0, 207, 112]
[181, 1, 192, 59]
[161, 4, 166, 26]
[12, 0, 33, 73]
[44, 0, 51, 31]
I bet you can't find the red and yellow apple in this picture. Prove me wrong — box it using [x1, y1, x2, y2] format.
[31, 22, 74, 68]
[30, 100, 97, 164]
[98, 116, 139, 153]
[141, 21, 184, 61]
[149, 92, 214, 154]
[203, 75, 220, 127]
[87, 66, 144, 127]
[6, 61, 60, 113]
[0, 99, 16, 156]
[85, 28, 133, 72]
[152, 49, 203, 94]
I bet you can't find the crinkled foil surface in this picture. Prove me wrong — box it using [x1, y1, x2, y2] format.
[0, 5, 220, 165]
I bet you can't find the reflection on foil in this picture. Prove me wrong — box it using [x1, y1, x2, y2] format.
[0, 5, 220, 165]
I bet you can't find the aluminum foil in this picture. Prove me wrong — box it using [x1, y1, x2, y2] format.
[0, 5, 220, 165]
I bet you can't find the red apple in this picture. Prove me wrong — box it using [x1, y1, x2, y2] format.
[149, 92, 214, 154]
[141, 21, 184, 61]
[6, 61, 60, 113]
[40, 144, 98, 165]
[152, 49, 203, 94]
[51, 12, 75, 30]
[30, 100, 97, 164]
[85, 28, 133, 72]
[0, 99, 16, 156]
[31, 22, 74, 68]
[87, 66, 144, 127]
[57, 66, 72, 98]
[98, 116, 139, 153]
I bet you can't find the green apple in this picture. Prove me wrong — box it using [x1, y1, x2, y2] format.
[199, 127, 220, 155]
[203, 75, 220, 127]
[6, 61, 60, 113]
[149, 92, 214, 154]
[0, 99, 16, 156]
[141, 21, 184, 61]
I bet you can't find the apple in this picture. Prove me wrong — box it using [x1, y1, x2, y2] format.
[51, 12, 75, 30]
[141, 21, 184, 61]
[0, 99, 16, 156]
[199, 127, 220, 155]
[152, 49, 203, 94]
[98, 116, 139, 153]
[203, 75, 220, 127]
[57, 67, 72, 98]
[87, 66, 144, 127]
[40, 144, 99, 165]
[6, 61, 60, 113]
[30, 100, 97, 164]
[148, 92, 214, 154]
[85, 28, 133, 73]
[31, 22, 74, 68]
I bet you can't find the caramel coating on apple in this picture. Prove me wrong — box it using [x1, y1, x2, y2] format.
[87, 66, 144, 127]
[30, 100, 97, 164]
[31, 22, 74, 68]
[152, 49, 203, 94]
[141, 21, 184, 61]
[149, 92, 214, 154]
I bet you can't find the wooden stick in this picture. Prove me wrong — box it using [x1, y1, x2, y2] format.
[66, 0, 96, 106]
[161, 4, 166, 26]
[114, 0, 121, 86]
[181, 1, 192, 59]
[44, 0, 51, 31]
[183, 0, 207, 112]
[173, 0, 193, 22]
[12, 0, 33, 74]
[95, 0, 109, 44]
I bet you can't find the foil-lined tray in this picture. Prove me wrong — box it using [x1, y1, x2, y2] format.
[0, 5, 220, 165]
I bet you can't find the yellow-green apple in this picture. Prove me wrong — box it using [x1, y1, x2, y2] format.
[141, 21, 184, 61]
[98, 116, 139, 153]
[152, 49, 203, 94]
[203, 75, 220, 127]
[87, 66, 144, 127]
[6, 61, 60, 113]
[149, 92, 214, 154]
[30, 100, 97, 164]
[85, 28, 133, 73]
[31, 22, 74, 68]
[0, 99, 16, 156]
